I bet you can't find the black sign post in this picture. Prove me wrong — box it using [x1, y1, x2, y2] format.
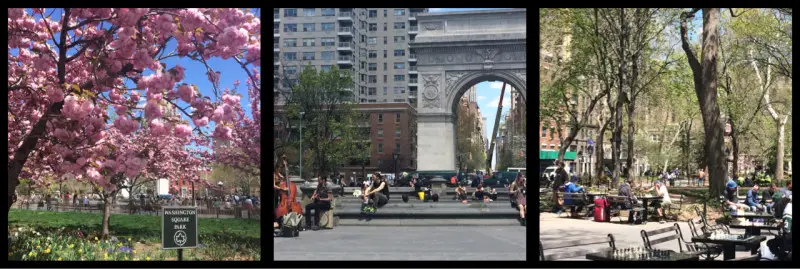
[162, 206, 198, 260]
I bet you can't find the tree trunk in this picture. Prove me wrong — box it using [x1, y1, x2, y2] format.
[102, 194, 113, 239]
[596, 116, 611, 184]
[730, 119, 739, 177]
[625, 99, 636, 181]
[776, 121, 786, 181]
[611, 8, 627, 189]
[680, 8, 726, 197]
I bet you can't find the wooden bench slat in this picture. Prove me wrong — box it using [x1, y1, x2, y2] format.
[645, 226, 677, 236]
[541, 236, 612, 250]
[647, 234, 680, 246]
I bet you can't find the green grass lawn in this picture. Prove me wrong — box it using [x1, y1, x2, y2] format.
[8, 209, 261, 261]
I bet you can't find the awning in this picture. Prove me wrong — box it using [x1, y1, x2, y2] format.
[539, 150, 577, 160]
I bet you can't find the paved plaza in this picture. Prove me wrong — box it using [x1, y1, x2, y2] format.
[539, 213, 773, 261]
[274, 226, 526, 260]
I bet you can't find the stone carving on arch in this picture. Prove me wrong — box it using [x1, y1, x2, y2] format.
[422, 74, 442, 109]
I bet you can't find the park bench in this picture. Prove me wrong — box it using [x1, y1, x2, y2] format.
[686, 218, 724, 260]
[605, 195, 644, 224]
[560, 192, 592, 218]
[692, 206, 731, 234]
[664, 194, 685, 221]
[640, 223, 706, 259]
[539, 234, 616, 261]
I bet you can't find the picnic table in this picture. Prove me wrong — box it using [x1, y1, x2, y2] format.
[691, 234, 766, 260]
[638, 196, 662, 223]
[585, 248, 699, 261]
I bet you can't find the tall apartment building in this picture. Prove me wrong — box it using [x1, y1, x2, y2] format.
[273, 8, 426, 106]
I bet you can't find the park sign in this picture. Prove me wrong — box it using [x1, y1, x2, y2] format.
[162, 206, 198, 249]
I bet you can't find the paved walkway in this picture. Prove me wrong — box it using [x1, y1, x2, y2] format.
[539, 213, 772, 261]
[274, 226, 526, 260]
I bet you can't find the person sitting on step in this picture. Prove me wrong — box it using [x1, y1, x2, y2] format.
[304, 176, 333, 230]
[454, 184, 468, 202]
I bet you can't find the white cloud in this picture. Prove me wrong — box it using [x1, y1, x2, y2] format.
[429, 8, 442, 12]
[485, 96, 511, 108]
[488, 81, 504, 89]
[477, 96, 486, 101]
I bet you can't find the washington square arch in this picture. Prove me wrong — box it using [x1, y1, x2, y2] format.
[411, 9, 526, 171]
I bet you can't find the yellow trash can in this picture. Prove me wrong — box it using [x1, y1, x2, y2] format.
[418, 191, 425, 200]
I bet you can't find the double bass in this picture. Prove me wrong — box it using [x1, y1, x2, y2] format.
[275, 158, 303, 220]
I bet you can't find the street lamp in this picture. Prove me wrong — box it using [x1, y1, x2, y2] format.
[217, 181, 224, 199]
[299, 111, 305, 181]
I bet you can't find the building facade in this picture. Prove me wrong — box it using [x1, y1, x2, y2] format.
[274, 8, 426, 106]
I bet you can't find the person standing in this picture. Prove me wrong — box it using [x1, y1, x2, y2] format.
[697, 168, 706, 187]
[552, 161, 568, 214]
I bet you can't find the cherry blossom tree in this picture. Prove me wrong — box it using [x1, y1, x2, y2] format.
[7, 8, 261, 235]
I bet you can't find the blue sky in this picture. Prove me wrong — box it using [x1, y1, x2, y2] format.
[11, 8, 260, 153]
[428, 8, 517, 169]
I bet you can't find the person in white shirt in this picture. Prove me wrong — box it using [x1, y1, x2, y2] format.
[646, 181, 671, 223]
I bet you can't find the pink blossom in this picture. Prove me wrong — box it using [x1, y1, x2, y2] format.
[47, 87, 64, 103]
[144, 100, 163, 119]
[114, 105, 128, 115]
[130, 91, 140, 102]
[86, 167, 102, 180]
[245, 44, 260, 67]
[211, 106, 224, 122]
[174, 124, 192, 137]
[213, 125, 233, 140]
[194, 116, 209, 127]
[177, 84, 194, 103]
[8, 8, 26, 20]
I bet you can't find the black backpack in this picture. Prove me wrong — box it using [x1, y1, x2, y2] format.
[774, 197, 790, 218]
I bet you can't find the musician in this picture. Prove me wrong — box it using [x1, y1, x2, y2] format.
[274, 157, 289, 229]
[305, 176, 333, 230]
[509, 173, 527, 226]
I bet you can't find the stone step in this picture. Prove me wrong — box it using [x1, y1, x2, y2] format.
[333, 207, 521, 219]
[336, 202, 516, 209]
[336, 196, 512, 203]
[336, 218, 522, 226]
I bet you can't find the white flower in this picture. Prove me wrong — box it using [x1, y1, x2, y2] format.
[14, 232, 18, 237]
[36, 232, 41, 236]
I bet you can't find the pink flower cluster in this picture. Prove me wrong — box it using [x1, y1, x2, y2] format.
[154, 14, 177, 40]
[245, 44, 260, 67]
[216, 26, 249, 59]
[213, 125, 233, 140]
[177, 84, 195, 103]
[144, 100, 163, 119]
[148, 118, 171, 136]
[174, 124, 192, 137]
[61, 96, 95, 120]
[114, 8, 149, 27]
[8, 8, 25, 20]
[113, 116, 139, 135]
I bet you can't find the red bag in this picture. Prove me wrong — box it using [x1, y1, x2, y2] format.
[594, 198, 610, 222]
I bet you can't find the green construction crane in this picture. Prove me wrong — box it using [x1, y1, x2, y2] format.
[486, 82, 507, 173]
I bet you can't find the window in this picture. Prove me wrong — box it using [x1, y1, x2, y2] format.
[302, 52, 315, 60]
[550, 144, 556, 150]
[284, 38, 297, 47]
[360, 98, 367, 103]
[395, 128, 401, 137]
[393, 87, 404, 94]
[321, 51, 335, 61]
[369, 23, 377, 32]
[378, 114, 383, 123]
[321, 8, 335, 16]
[368, 63, 377, 71]
[394, 75, 405, 81]
[368, 99, 376, 103]
[302, 38, 315, 47]
[321, 38, 335, 46]
[321, 65, 332, 72]
[284, 66, 297, 75]
[383, 36, 387, 44]
[301, 65, 316, 73]
[550, 128, 555, 138]
[383, 22, 387, 31]
[396, 113, 401, 123]
[360, 61, 366, 69]
[393, 99, 404, 103]
[368, 75, 377, 83]
[394, 62, 405, 69]
[394, 49, 406, 56]
[394, 9, 406, 16]
[284, 24, 297, 32]
[384, 9, 388, 17]
[302, 23, 315, 32]
[368, 87, 377, 95]
[368, 50, 377, 58]
[383, 75, 387, 83]
[368, 37, 377, 44]
[283, 52, 297, 61]
[394, 36, 406, 42]
[284, 9, 297, 17]
[378, 143, 383, 153]
[360, 74, 366, 82]
[383, 63, 387, 71]
[359, 86, 366, 95]
[542, 128, 547, 137]
[396, 143, 400, 152]
[383, 87, 388, 95]
[394, 22, 406, 29]
[383, 50, 387, 58]
[361, 35, 366, 43]
[368, 10, 377, 18]
[303, 8, 315, 16]
[321, 23, 335, 32]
